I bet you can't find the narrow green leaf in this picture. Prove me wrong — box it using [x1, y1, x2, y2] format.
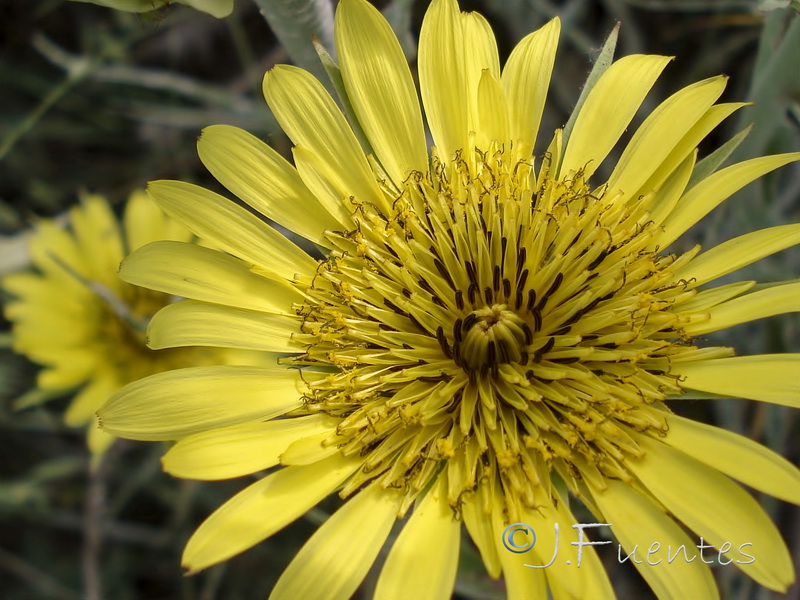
[688, 124, 752, 188]
[252, 0, 335, 85]
[560, 22, 619, 160]
[311, 37, 374, 156]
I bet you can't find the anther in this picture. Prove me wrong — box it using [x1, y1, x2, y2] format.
[537, 273, 564, 311]
[517, 269, 529, 291]
[455, 290, 464, 310]
[468, 282, 479, 304]
[521, 322, 533, 345]
[526, 289, 536, 312]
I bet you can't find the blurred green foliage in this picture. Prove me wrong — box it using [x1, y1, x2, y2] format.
[0, 1, 798, 599]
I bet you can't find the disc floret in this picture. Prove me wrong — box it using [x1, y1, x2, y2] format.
[289, 148, 728, 518]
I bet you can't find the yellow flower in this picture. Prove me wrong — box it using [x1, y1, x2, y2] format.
[3, 191, 235, 457]
[100, 0, 800, 597]
[70, 0, 233, 18]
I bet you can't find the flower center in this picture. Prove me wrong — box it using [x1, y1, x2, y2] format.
[288, 148, 724, 518]
[451, 304, 529, 373]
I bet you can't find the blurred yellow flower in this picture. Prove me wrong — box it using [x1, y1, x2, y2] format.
[70, 0, 233, 18]
[100, 0, 800, 597]
[3, 191, 233, 458]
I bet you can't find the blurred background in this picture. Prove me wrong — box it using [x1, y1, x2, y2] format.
[0, 0, 799, 598]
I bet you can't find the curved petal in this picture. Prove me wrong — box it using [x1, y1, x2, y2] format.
[661, 413, 800, 504]
[198, 125, 344, 243]
[88, 416, 116, 458]
[37, 350, 98, 390]
[490, 491, 548, 599]
[606, 75, 727, 203]
[147, 180, 317, 282]
[280, 430, 340, 465]
[628, 435, 795, 592]
[524, 492, 616, 599]
[98, 365, 304, 440]
[291, 145, 361, 226]
[672, 354, 800, 407]
[683, 281, 800, 335]
[375, 477, 460, 600]
[418, 0, 467, 160]
[674, 223, 800, 286]
[502, 18, 560, 158]
[162, 415, 338, 480]
[633, 102, 748, 198]
[270, 486, 402, 600]
[462, 487, 501, 578]
[646, 150, 696, 229]
[120, 241, 301, 315]
[146, 300, 301, 353]
[123, 189, 192, 252]
[70, 195, 125, 288]
[476, 69, 509, 150]
[65, 371, 118, 426]
[263, 65, 387, 212]
[462, 10, 500, 140]
[656, 152, 800, 248]
[335, 0, 427, 184]
[673, 281, 755, 314]
[590, 478, 719, 600]
[183, 454, 360, 573]
[559, 54, 672, 180]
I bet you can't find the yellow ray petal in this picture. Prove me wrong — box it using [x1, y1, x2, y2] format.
[606, 76, 727, 203]
[146, 300, 300, 353]
[279, 429, 340, 465]
[198, 125, 345, 243]
[672, 354, 800, 407]
[560, 54, 672, 180]
[38, 351, 98, 390]
[476, 69, 509, 150]
[147, 180, 316, 282]
[418, 0, 467, 160]
[497, 544, 548, 600]
[70, 195, 124, 287]
[290, 144, 362, 227]
[335, 0, 427, 184]
[490, 495, 548, 600]
[590, 478, 719, 600]
[120, 241, 300, 315]
[462, 10, 500, 140]
[645, 150, 696, 229]
[64, 371, 118, 426]
[98, 365, 304, 440]
[674, 223, 800, 286]
[684, 281, 800, 335]
[263, 65, 387, 212]
[522, 491, 615, 599]
[628, 435, 794, 592]
[462, 490, 501, 578]
[28, 222, 86, 286]
[656, 152, 800, 248]
[88, 416, 116, 459]
[672, 280, 755, 314]
[270, 486, 402, 600]
[123, 189, 192, 252]
[375, 476, 460, 600]
[162, 415, 338, 480]
[183, 454, 360, 573]
[501, 18, 560, 159]
[662, 413, 800, 504]
[633, 102, 748, 198]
